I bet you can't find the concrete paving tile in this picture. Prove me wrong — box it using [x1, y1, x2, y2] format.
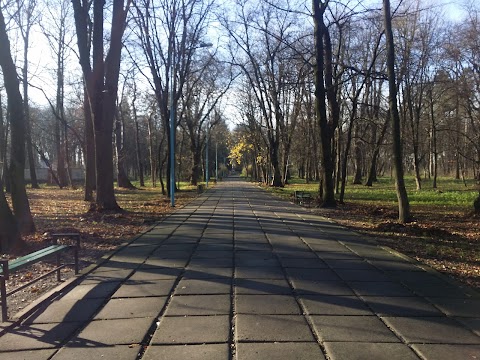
[236, 267, 285, 279]
[143, 258, 189, 268]
[235, 314, 315, 342]
[235, 244, 271, 251]
[52, 345, 140, 360]
[151, 315, 230, 344]
[348, 281, 414, 297]
[110, 252, 151, 264]
[323, 259, 375, 270]
[143, 344, 229, 360]
[382, 316, 480, 344]
[112, 279, 176, 297]
[98, 261, 139, 270]
[184, 266, 233, 279]
[175, 278, 232, 294]
[385, 270, 445, 284]
[310, 315, 400, 342]
[235, 295, 301, 314]
[70, 317, 153, 345]
[335, 269, 391, 282]
[234, 278, 292, 295]
[279, 258, 328, 268]
[130, 267, 182, 280]
[427, 297, 480, 317]
[0, 349, 57, 360]
[403, 281, 475, 298]
[412, 344, 480, 360]
[324, 342, 420, 360]
[299, 295, 373, 315]
[455, 317, 480, 336]
[94, 297, 167, 319]
[292, 280, 355, 296]
[316, 251, 362, 260]
[156, 244, 197, 251]
[59, 281, 121, 300]
[236, 342, 325, 360]
[286, 268, 341, 281]
[368, 260, 423, 272]
[276, 251, 317, 259]
[192, 251, 232, 258]
[0, 322, 81, 350]
[24, 298, 105, 324]
[363, 296, 443, 316]
[84, 269, 135, 281]
[188, 257, 233, 267]
[236, 257, 280, 267]
[308, 243, 351, 252]
[165, 295, 231, 315]
[196, 243, 233, 251]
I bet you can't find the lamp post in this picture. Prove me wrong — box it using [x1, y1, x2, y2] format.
[169, 67, 175, 207]
[170, 40, 212, 207]
[206, 123, 209, 188]
[215, 141, 218, 182]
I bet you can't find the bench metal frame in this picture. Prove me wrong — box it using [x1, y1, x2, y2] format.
[294, 190, 313, 207]
[0, 233, 80, 322]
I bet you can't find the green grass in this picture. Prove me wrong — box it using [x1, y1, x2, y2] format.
[269, 176, 478, 212]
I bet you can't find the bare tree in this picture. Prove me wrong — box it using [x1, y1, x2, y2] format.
[383, 0, 410, 223]
[0, 7, 35, 240]
[71, 0, 131, 210]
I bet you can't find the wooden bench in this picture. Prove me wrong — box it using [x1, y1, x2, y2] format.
[0, 233, 80, 322]
[294, 191, 313, 207]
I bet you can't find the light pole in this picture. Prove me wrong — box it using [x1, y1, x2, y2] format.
[215, 141, 218, 182]
[170, 41, 212, 206]
[169, 56, 176, 207]
[206, 123, 209, 188]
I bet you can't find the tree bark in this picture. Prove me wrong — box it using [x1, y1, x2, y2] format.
[0, 8, 35, 234]
[0, 179, 20, 252]
[313, 0, 336, 207]
[383, 0, 411, 223]
[72, 0, 129, 211]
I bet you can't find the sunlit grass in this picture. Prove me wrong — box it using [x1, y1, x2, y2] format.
[268, 176, 478, 212]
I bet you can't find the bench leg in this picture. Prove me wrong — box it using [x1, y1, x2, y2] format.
[1, 278, 7, 322]
[74, 246, 79, 275]
[56, 253, 61, 282]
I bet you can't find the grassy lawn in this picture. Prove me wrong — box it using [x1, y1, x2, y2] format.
[265, 176, 480, 291]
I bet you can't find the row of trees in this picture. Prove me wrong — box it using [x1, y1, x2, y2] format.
[1, 0, 479, 250]
[0, 0, 232, 251]
[226, 0, 480, 219]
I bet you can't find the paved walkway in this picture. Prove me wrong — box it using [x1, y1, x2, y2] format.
[0, 178, 479, 359]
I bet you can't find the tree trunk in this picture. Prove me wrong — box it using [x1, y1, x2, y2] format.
[115, 118, 135, 189]
[0, 179, 20, 252]
[22, 6, 39, 189]
[269, 137, 282, 187]
[83, 88, 95, 201]
[0, 8, 35, 234]
[190, 144, 202, 186]
[72, 0, 128, 211]
[313, 0, 336, 207]
[383, 0, 410, 223]
[132, 91, 145, 187]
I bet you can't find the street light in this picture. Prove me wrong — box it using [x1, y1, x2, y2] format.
[170, 40, 212, 206]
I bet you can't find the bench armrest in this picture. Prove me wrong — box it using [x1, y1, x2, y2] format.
[0, 259, 9, 279]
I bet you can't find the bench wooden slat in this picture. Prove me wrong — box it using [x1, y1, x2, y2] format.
[1, 245, 71, 274]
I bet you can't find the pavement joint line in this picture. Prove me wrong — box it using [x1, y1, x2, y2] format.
[252, 197, 329, 359]
[135, 191, 221, 359]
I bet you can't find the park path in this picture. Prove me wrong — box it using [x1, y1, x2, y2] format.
[0, 177, 479, 359]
